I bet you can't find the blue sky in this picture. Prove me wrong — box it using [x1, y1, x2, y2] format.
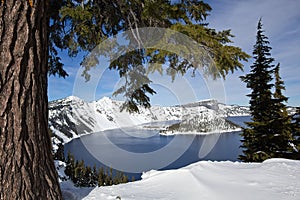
[48, 0, 300, 106]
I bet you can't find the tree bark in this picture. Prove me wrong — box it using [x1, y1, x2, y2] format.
[0, 0, 62, 199]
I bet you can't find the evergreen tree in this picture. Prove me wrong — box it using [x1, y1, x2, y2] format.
[131, 176, 136, 182]
[270, 64, 294, 158]
[74, 160, 86, 186]
[292, 107, 300, 140]
[53, 143, 65, 161]
[291, 107, 300, 159]
[98, 167, 105, 186]
[83, 166, 93, 186]
[240, 19, 289, 162]
[91, 165, 99, 186]
[64, 154, 130, 187]
[65, 152, 76, 180]
[122, 174, 129, 183]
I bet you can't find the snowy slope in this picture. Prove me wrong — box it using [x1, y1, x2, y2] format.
[59, 158, 300, 200]
[49, 96, 250, 145]
[74, 158, 299, 200]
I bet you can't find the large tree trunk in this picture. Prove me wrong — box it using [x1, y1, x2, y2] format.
[0, 0, 62, 199]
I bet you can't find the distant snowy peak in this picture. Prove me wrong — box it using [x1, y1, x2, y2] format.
[95, 96, 114, 106]
[51, 95, 85, 105]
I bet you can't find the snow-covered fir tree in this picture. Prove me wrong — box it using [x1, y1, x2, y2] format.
[240, 19, 293, 162]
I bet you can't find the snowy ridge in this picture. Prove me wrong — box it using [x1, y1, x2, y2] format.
[60, 158, 300, 200]
[160, 108, 242, 135]
[49, 96, 250, 145]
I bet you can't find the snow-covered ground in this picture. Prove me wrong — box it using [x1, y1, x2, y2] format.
[61, 158, 300, 200]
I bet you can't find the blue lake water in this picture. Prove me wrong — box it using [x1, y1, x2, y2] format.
[64, 116, 250, 179]
[227, 116, 251, 128]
